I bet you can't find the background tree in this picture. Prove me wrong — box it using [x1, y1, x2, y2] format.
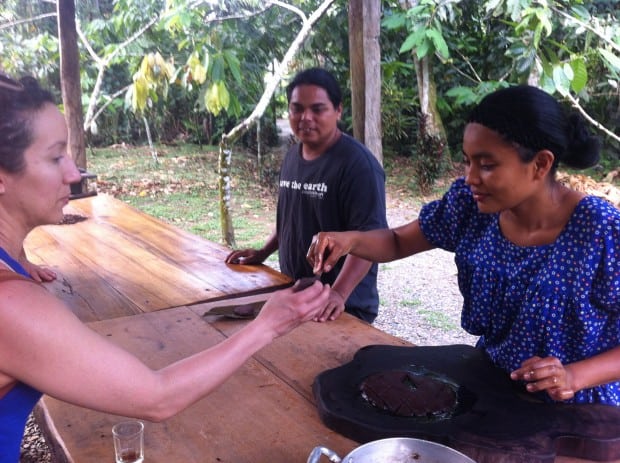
[218, 0, 337, 246]
[57, 0, 86, 168]
[1, 0, 617, 245]
[349, 0, 382, 163]
[383, 0, 619, 181]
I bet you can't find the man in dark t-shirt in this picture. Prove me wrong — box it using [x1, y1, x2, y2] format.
[226, 68, 387, 323]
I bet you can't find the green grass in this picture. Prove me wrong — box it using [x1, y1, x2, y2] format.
[417, 308, 458, 331]
[87, 143, 277, 249]
[400, 299, 421, 308]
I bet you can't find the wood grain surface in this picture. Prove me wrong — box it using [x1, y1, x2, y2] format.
[35, 307, 407, 463]
[24, 195, 291, 322]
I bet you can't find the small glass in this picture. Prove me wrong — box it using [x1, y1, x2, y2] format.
[112, 420, 144, 463]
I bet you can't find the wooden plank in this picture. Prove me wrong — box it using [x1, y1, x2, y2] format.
[197, 300, 410, 402]
[36, 306, 356, 463]
[25, 230, 142, 322]
[68, 195, 288, 290]
[195, 301, 620, 463]
[24, 195, 291, 321]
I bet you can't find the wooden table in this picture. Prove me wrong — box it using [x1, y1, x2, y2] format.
[30, 195, 616, 462]
[24, 194, 290, 322]
[26, 194, 408, 462]
[35, 299, 410, 463]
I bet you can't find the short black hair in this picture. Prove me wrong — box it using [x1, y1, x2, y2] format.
[286, 67, 342, 108]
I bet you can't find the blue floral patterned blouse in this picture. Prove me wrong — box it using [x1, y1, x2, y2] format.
[419, 178, 620, 404]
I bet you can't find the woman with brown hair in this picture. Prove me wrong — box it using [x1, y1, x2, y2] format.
[0, 74, 330, 463]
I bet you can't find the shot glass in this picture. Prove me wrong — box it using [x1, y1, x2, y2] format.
[112, 420, 144, 463]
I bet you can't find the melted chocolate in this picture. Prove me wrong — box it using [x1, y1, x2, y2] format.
[360, 370, 457, 418]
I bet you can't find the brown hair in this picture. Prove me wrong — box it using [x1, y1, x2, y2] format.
[0, 74, 55, 173]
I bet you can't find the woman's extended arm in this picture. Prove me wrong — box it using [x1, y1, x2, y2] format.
[0, 279, 329, 421]
[307, 220, 435, 274]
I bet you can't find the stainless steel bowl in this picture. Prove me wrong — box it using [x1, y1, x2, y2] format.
[307, 437, 477, 463]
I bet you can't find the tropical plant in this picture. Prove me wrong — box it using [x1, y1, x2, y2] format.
[383, 0, 620, 162]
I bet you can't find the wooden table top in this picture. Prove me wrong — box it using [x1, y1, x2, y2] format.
[24, 194, 291, 322]
[35, 298, 410, 463]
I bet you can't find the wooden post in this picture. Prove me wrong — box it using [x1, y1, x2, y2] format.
[57, 0, 86, 169]
[348, 0, 382, 164]
[363, 0, 382, 165]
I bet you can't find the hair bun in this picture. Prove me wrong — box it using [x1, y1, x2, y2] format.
[564, 113, 600, 169]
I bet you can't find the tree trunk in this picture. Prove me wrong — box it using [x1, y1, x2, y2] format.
[57, 0, 86, 169]
[349, 1, 364, 141]
[414, 55, 450, 158]
[399, 0, 449, 159]
[348, 0, 382, 164]
[218, 145, 235, 247]
[362, 0, 382, 164]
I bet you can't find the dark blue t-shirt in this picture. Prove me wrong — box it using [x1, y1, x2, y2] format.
[276, 133, 387, 322]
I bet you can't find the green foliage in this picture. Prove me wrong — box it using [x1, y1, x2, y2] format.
[383, 0, 456, 61]
[382, 0, 620, 164]
[0, 1, 59, 87]
[1, 0, 340, 148]
[380, 62, 419, 158]
[1, 0, 618, 167]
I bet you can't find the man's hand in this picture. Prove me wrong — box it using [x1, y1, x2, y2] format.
[225, 248, 268, 265]
[313, 287, 345, 322]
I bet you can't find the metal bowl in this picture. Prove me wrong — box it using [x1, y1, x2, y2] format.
[307, 437, 476, 463]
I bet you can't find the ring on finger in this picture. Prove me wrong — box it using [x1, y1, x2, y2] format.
[552, 376, 558, 384]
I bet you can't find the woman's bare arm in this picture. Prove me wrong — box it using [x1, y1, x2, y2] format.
[0, 279, 329, 421]
[308, 220, 435, 274]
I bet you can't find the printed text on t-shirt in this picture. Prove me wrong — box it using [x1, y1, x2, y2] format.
[279, 179, 327, 199]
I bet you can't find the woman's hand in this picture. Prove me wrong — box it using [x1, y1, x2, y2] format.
[511, 356, 576, 401]
[255, 280, 330, 338]
[225, 248, 268, 265]
[306, 231, 353, 275]
[21, 260, 57, 282]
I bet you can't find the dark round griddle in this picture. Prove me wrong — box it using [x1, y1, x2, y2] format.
[313, 344, 620, 463]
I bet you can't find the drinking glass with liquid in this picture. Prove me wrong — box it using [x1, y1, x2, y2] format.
[112, 420, 144, 463]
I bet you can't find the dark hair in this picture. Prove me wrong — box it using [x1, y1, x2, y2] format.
[0, 74, 55, 173]
[286, 67, 342, 108]
[467, 85, 600, 171]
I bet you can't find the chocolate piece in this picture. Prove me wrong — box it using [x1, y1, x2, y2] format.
[359, 369, 457, 418]
[292, 276, 320, 292]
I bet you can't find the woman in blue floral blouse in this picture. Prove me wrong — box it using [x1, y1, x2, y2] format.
[307, 85, 620, 405]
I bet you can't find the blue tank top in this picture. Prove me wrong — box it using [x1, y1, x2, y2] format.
[0, 247, 43, 463]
